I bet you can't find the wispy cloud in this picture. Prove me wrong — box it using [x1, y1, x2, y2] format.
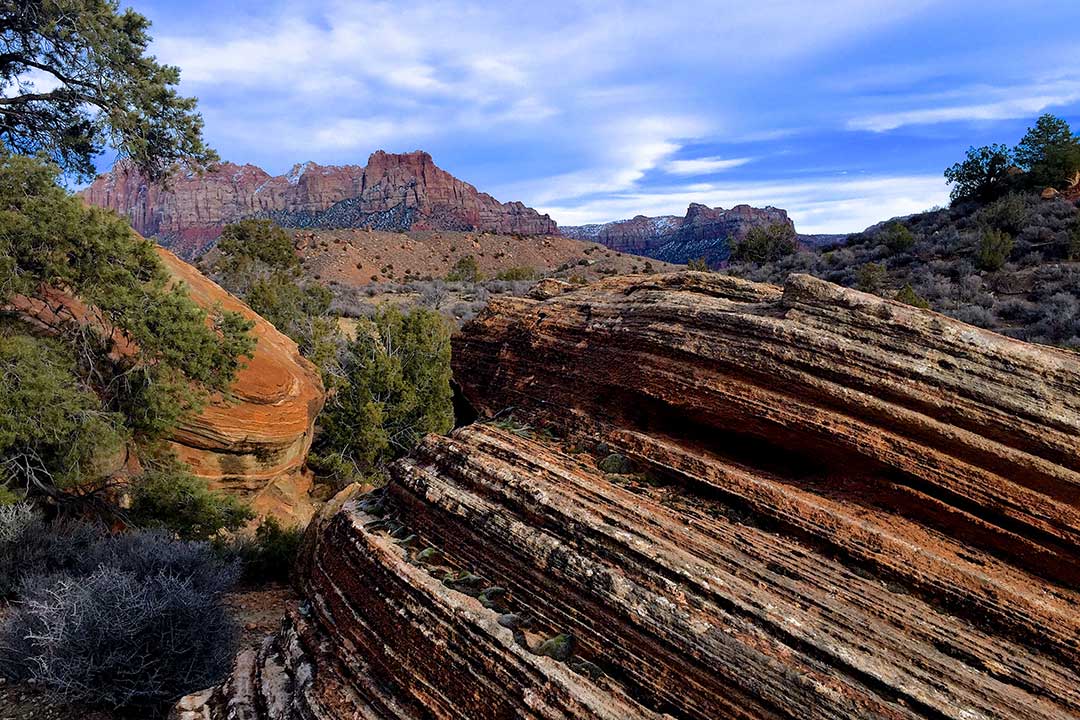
[848, 78, 1080, 132]
[664, 157, 753, 176]
[125, 0, 1080, 233]
[541, 175, 949, 234]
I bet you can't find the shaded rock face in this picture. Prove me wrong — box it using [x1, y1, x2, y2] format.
[180, 272, 1080, 718]
[80, 151, 558, 258]
[159, 248, 325, 525]
[561, 203, 794, 266]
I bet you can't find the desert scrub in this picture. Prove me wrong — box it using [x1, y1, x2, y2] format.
[0, 518, 240, 712]
[129, 459, 253, 541]
[0, 566, 237, 710]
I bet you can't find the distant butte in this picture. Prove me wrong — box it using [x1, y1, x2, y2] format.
[561, 202, 796, 266]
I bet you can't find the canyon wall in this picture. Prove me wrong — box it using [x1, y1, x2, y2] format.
[561, 203, 794, 266]
[81, 151, 558, 258]
[177, 272, 1080, 719]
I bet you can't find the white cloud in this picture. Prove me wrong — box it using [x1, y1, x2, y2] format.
[149, 0, 940, 164]
[2, 68, 63, 98]
[498, 114, 710, 206]
[664, 157, 753, 176]
[542, 175, 949, 234]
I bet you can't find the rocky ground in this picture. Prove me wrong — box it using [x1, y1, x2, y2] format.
[0, 585, 296, 720]
[284, 228, 672, 286]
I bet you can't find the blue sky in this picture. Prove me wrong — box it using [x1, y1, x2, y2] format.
[122, 0, 1080, 233]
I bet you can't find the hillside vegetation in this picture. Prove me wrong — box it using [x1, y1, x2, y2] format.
[725, 114, 1080, 349]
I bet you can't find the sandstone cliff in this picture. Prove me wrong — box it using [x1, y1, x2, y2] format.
[178, 272, 1080, 719]
[561, 203, 794, 266]
[80, 151, 557, 258]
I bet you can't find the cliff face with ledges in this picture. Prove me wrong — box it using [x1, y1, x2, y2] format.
[176, 272, 1080, 719]
[81, 151, 558, 258]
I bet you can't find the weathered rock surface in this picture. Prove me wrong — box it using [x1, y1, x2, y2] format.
[157, 248, 325, 524]
[561, 203, 794, 266]
[181, 272, 1080, 718]
[9, 244, 325, 524]
[81, 151, 557, 258]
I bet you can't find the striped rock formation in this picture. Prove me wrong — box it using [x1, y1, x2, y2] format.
[156, 248, 325, 525]
[177, 272, 1080, 719]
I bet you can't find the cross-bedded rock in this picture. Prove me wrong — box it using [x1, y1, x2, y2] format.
[176, 271, 1080, 719]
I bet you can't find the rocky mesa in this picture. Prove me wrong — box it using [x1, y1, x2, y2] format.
[178, 271, 1080, 719]
[80, 151, 558, 259]
[561, 202, 795, 266]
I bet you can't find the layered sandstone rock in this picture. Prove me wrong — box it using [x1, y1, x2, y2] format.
[156, 248, 325, 525]
[561, 203, 794, 266]
[81, 152, 557, 258]
[10, 244, 325, 524]
[180, 272, 1080, 718]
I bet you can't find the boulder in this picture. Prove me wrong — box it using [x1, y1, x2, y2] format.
[179, 272, 1080, 718]
[157, 248, 324, 525]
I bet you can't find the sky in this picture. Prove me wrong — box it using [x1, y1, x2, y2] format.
[117, 0, 1080, 233]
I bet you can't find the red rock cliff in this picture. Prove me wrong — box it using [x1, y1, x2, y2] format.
[80, 151, 557, 258]
[177, 272, 1080, 719]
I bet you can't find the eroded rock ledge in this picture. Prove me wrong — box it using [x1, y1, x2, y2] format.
[179, 272, 1080, 719]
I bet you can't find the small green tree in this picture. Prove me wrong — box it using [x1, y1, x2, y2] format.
[731, 223, 798, 263]
[0, 0, 216, 181]
[895, 284, 931, 309]
[315, 306, 453, 484]
[245, 275, 340, 371]
[495, 266, 537, 281]
[215, 219, 299, 293]
[944, 144, 1013, 204]
[856, 262, 887, 293]
[213, 220, 340, 376]
[0, 328, 126, 496]
[686, 257, 709, 271]
[129, 460, 252, 541]
[975, 228, 1014, 271]
[882, 222, 915, 253]
[1014, 114, 1080, 189]
[446, 255, 481, 282]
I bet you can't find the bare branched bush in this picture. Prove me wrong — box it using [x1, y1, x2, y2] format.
[0, 524, 239, 711]
[0, 566, 236, 709]
[0, 501, 37, 544]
